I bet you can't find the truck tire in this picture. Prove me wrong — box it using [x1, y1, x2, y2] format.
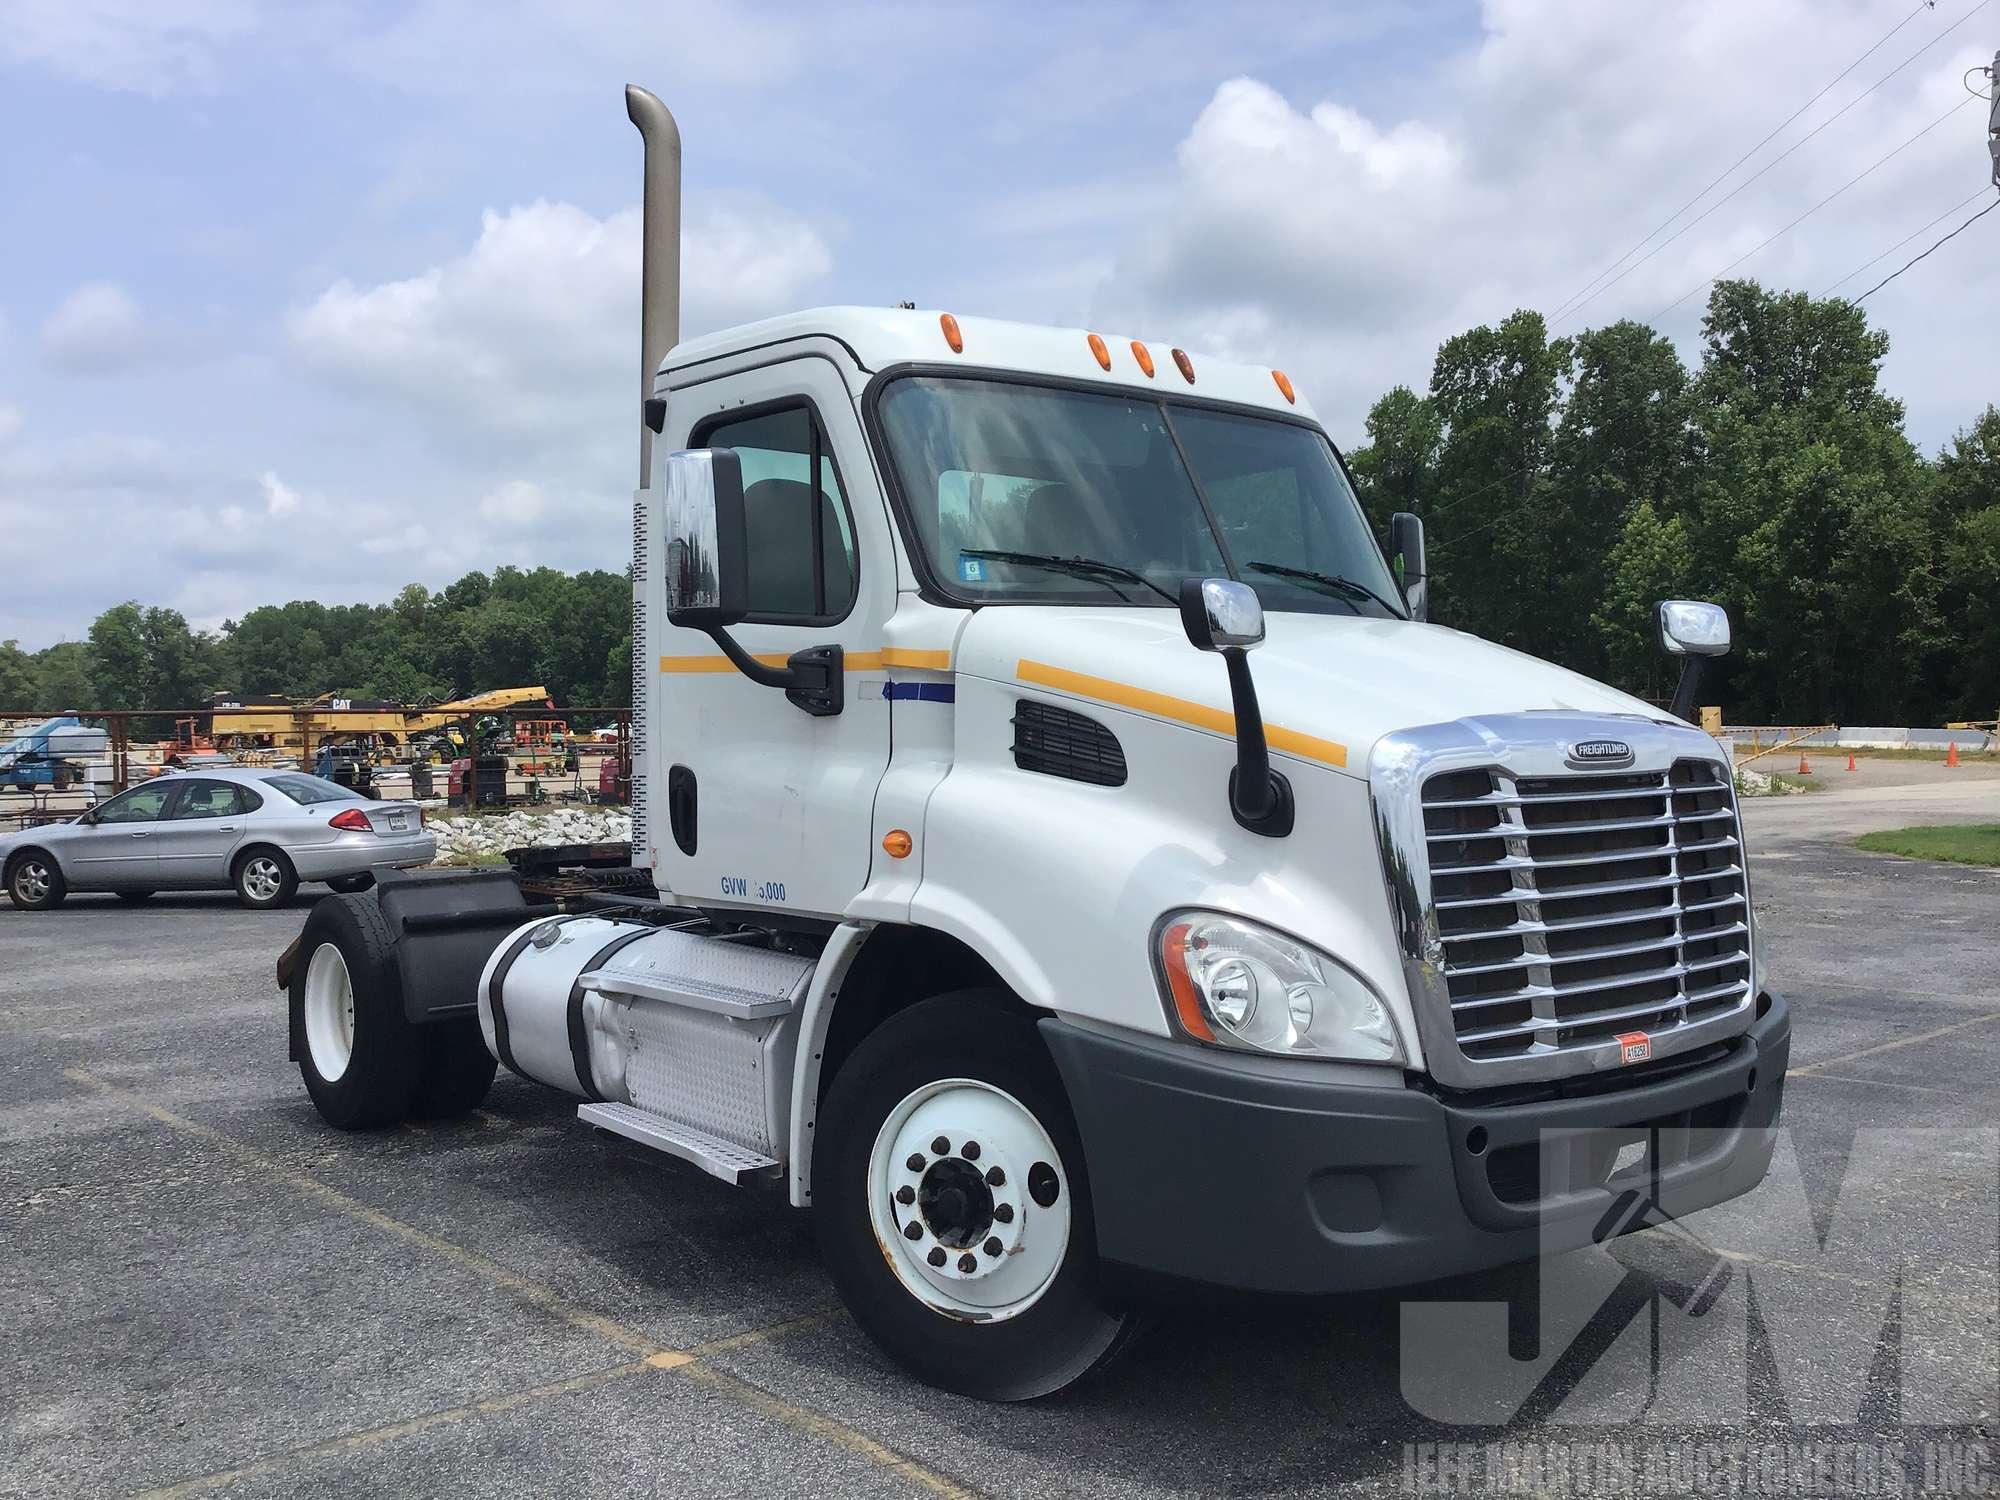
[291, 894, 420, 1128]
[412, 1017, 497, 1120]
[815, 991, 1138, 1400]
[234, 847, 298, 909]
[5, 850, 66, 910]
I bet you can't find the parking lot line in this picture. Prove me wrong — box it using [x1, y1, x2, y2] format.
[1786, 1008, 2000, 1078]
[63, 1069, 978, 1500]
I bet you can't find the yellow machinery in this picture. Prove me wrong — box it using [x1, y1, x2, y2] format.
[208, 687, 555, 755]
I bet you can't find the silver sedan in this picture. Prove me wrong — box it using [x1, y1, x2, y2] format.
[0, 767, 437, 911]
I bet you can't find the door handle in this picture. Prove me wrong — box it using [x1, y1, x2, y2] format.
[217, 825, 239, 832]
[128, 831, 151, 838]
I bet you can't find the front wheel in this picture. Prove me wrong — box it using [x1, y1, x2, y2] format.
[6, 853, 66, 910]
[815, 993, 1137, 1401]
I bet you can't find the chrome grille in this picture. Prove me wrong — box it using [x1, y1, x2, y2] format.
[1420, 759, 1751, 1066]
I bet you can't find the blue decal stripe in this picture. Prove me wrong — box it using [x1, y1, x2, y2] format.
[884, 682, 956, 703]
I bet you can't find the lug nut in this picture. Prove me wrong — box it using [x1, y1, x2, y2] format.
[903, 1221, 923, 1241]
[993, 1203, 1014, 1224]
[958, 1253, 978, 1273]
[931, 1135, 950, 1155]
[895, 1185, 915, 1205]
[985, 1166, 1005, 1187]
[983, 1236, 1003, 1257]
[961, 1140, 981, 1161]
[906, 1153, 926, 1172]
[927, 1246, 947, 1267]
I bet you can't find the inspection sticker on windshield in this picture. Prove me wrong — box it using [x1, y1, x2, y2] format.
[956, 554, 986, 583]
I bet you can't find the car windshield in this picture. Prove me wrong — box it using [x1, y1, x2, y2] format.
[874, 376, 1404, 616]
[263, 773, 353, 805]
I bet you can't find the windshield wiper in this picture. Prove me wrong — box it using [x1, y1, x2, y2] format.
[1246, 560, 1405, 618]
[959, 550, 1178, 605]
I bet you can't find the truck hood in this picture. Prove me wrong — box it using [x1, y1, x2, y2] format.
[952, 607, 1668, 780]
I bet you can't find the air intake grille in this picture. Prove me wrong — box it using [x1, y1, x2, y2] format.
[1420, 759, 1750, 1066]
[629, 493, 648, 856]
[1011, 700, 1126, 786]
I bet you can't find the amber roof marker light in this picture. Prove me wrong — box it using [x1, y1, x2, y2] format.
[1171, 347, 1195, 383]
[1130, 341, 1155, 377]
[1272, 369, 1297, 404]
[939, 312, 963, 353]
[1086, 332, 1111, 371]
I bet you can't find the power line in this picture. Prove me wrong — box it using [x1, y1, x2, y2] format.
[1852, 192, 2000, 300]
[1651, 94, 1979, 317]
[1823, 185, 1992, 292]
[1554, 0, 1992, 329]
[1548, 0, 1937, 323]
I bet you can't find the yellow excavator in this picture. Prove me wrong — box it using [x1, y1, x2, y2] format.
[208, 687, 555, 755]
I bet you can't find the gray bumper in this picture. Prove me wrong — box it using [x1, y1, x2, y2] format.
[290, 833, 437, 880]
[1041, 992, 1790, 1296]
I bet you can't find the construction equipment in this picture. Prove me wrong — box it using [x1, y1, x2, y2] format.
[0, 716, 107, 794]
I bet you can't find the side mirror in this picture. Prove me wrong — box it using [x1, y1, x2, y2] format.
[1390, 512, 1428, 622]
[1656, 599, 1730, 724]
[1656, 599, 1730, 657]
[1178, 578, 1291, 838]
[1179, 577, 1265, 652]
[661, 449, 749, 627]
[656, 446, 842, 716]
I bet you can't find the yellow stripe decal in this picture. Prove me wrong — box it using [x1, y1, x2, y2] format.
[1016, 659, 1347, 768]
[659, 647, 952, 674]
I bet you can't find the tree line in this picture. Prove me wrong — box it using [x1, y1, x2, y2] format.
[2, 278, 1994, 728]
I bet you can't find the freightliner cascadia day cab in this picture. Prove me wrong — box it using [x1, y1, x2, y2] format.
[280, 87, 1788, 1400]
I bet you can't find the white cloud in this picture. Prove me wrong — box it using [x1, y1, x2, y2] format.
[1087, 1, 2000, 447]
[286, 196, 832, 471]
[258, 470, 302, 517]
[478, 479, 545, 527]
[40, 282, 151, 374]
[0, 404, 22, 446]
[0, 0, 260, 95]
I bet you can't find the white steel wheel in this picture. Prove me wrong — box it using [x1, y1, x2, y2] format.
[241, 856, 285, 903]
[302, 942, 356, 1083]
[866, 1077, 1071, 1322]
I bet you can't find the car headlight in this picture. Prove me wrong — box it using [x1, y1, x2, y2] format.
[1155, 912, 1405, 1064]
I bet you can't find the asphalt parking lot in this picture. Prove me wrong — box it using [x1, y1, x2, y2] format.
[4, 780, 1997, 1498]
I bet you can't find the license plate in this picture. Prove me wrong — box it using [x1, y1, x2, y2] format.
[389, 814, 407, 831]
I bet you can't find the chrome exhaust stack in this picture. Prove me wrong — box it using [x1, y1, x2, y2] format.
[625, 85, 682, 487]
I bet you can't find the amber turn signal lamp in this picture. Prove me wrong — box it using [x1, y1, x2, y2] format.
[1272, 369, 1296, 404]
[1171, 347, 1195, 383]
[1158, 921, 1214, 1041]
[882, 829, 914, 859]
[1086, 332, 1111, 370]
[939, 312, 963, 353]
[1130, 340, 1155, 377]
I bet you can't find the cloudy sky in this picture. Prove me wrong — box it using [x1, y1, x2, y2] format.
[3, 0, 1996, 648]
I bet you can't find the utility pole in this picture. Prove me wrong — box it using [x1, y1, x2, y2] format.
[1989, 50, 1999, 187]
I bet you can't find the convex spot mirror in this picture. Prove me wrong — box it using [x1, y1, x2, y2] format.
[659, 448, 749, 627]
[1180, 577, 1265, 652]
[1656, 600, 1731, 658]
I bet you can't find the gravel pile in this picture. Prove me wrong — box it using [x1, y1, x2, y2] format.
[426, 807, 633, 864]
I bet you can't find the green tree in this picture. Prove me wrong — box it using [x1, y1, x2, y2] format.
[1592, 501, 1694, 700]
[31, 643, 93, 711]
[1931, 406, 2000, 719]
[87, 603, 151, 709]
[0, 641, 36, 708]
[1346, 385, 1442, 532]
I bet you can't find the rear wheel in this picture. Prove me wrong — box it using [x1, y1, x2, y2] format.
[816, 992, 1137, 1400]
[234, 848, 298, 909]
[291, 894, 420, 1128]
[6, 852, 66, 910]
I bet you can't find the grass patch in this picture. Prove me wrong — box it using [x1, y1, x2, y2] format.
[1836, 746, 1997, 763]
[1852, 825, 2000, 867]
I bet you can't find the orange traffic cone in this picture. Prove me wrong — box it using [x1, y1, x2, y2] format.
[1846, 753, 1857, 772]
[1946, 742, 1960, 769]
[1798, 752, 1812, 775]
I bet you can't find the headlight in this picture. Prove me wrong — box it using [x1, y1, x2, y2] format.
[1155, 912, 1405, 1064]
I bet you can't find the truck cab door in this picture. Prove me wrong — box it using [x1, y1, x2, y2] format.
[649, 355, 892, 919]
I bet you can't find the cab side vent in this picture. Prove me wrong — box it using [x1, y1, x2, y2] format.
[1012, 700, 1126, 787]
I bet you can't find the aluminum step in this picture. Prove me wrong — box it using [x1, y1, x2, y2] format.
[578, 1102, 780, 1185]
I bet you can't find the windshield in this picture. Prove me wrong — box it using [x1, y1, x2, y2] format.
[875, 377, 1403, 616]
[263, 773, 353, 805]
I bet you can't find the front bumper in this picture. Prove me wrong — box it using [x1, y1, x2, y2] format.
[1042, 992, 1789, 1296]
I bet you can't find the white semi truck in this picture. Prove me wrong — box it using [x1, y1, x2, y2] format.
[279, 86, 1788, 1401]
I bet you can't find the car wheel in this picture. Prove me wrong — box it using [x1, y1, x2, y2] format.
[290, 893, 421, 1128]
[816, 991, 1139, 1401]
[326, 874, 374, 894]
[115, 890, 156, 903]
[411, 1017, 497, 1119]
[5, 851, 67, 911]
[234, 847, 298, 909]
